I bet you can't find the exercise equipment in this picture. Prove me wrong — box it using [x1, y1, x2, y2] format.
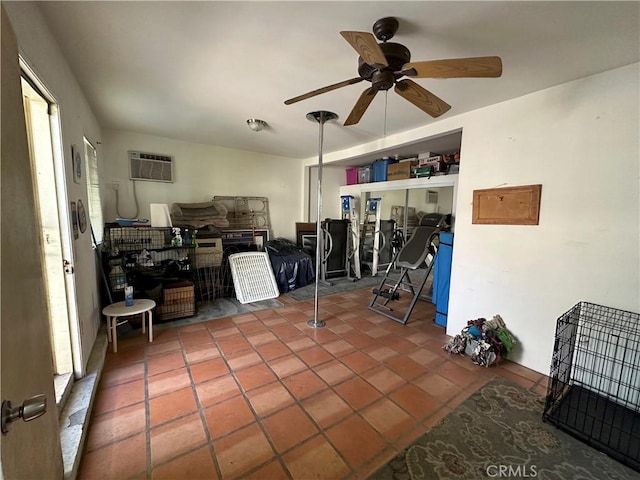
[341, 195, 361, 280]
[369, 213, 449, 325]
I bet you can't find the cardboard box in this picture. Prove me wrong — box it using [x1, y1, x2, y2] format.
[387, 160, 419, 181]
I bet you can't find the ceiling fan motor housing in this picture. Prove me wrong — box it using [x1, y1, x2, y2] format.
[358, 42, 411, 90]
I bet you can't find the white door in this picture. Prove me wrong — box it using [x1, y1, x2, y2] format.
[1, 8, 63, 479]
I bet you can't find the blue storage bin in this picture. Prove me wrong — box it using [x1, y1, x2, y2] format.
[372, 158, 397, 182]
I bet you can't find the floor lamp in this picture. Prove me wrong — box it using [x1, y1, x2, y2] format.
[306, 110, 338, 329]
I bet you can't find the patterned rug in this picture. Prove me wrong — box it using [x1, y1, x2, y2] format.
[369, 377, 639, 480]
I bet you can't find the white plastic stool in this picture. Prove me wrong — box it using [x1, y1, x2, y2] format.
[102, 298, 156, 353]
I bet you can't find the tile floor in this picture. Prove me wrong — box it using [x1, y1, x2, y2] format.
[79, 287, 548, 480]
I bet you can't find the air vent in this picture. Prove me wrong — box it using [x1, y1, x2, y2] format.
[128, 151, 174, 183]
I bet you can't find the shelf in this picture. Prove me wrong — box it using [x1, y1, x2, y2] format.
[340, 174, 459, 195]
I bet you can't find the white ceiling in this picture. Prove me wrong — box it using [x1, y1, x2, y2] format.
[37, 1, 639, 161]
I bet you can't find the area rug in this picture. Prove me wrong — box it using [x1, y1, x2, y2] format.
[369, 377, 639, 480]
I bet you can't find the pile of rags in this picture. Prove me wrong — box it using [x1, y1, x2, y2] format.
[443, 315, 516, 367]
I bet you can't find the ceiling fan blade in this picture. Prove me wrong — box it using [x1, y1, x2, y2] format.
[344, 88, 378, 126]
[340, 31, 388, 67]
[394, 79, 451, 118]
[402, 56, 503, 78]
[284, 77, 364, 105]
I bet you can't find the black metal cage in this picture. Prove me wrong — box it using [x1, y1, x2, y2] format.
[543, 301, 640, 471]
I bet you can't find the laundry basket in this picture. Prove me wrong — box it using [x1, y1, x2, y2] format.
[228, 252, 279, 304]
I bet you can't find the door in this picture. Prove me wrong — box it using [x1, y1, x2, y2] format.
[1, 8, 64, 479]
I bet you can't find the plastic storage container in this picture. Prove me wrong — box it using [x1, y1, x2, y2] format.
[372, 158, 397, 182]
[358, 166, 372, 184]
[346, 167, 359, 185]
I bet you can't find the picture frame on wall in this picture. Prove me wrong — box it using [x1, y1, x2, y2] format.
[71, 201, 79, 239]
[71, 144, 82, 184]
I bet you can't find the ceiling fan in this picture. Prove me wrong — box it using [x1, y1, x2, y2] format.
[284, 17, 502, 126]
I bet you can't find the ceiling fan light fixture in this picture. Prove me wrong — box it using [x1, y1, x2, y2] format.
[247, 119, 267, 132]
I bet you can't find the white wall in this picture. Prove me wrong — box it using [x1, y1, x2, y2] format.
[5, 1, 104, 369]
[102, 130, 303, 240]
[322, 63, 639, 375]
[448, 64, 639, 374]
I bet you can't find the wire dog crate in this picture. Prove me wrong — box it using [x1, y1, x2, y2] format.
[543, 302, 640, 471]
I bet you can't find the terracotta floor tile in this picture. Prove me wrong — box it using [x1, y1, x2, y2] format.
[270, 324, 304, 340]
[378, 333, 419, 353]
[385, 355, 429, 381]
[189, 357, 230, 384]
[314, 360, 355, 386]
[216, 334, 253, 355]
[234, 362, 278, 392]
[151, 446, 218, 480]
[341, 331, 379, 349]
[325, 414, 386, 469]
[231, 313, 259, 324]
[282, 435, 350, 480]
[323, 339, 357, 357]
[149, 386, 198, 427]
[334, 376, 383, 410]
[93, 378, 145, 415]
[86, 402, 146, 452]
[242, 459, 290, 480]
[269, 354, 308, 379]
[281, 369, 327, 401]
[437, 359, 485, 386]
[297, 345, 333, 367]
[78, 432, 146, 480]
[84, 287, 546, 479]
[177, 322, 209, 334]
[195, 375, 242, 408]
[360, 397, 415, 441]
[301, 390, 352, 429]
[237, 320, 269, 335]
[286, 336, 317, 352]
[363, 344, 399, 362]
[389, 384, 441, 420]
[414, 371, 463, 402]
[150, 413, 208, 466]
[147, 350, 185, 377]
[203, 395, 256, 439]
[145, 339, 182, 357]
[179, 330, 215, 349]
[245, 381, 296, 417]
[305, 328, 341, 344]
[184, 343, 221, 364]
[409, 347, 448, 369]
[104, 347, 145, 370]
[147, 367, 192, 399]
[261, 404, 319, 453]
[500, 360, 546, 382]
[255, 340, 292, 361]
[247, 330, 279, 346]
[363, 365, 407, 394]
[99, 362, 145, 388]
[213, 423, 275, 479]
[340, 350, 379, 374]
[225, 350, 263, 371]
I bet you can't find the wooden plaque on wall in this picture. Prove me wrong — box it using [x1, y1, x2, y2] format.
[472, 184, 542, 225]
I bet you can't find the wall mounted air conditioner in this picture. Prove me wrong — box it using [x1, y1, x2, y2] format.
[128, 151, 174, 183]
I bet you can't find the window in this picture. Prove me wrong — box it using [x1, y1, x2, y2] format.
[84, 138, 103, 245]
